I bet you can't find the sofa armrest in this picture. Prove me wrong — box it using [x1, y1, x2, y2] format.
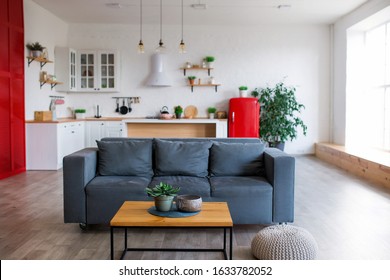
[63, 148, 98, 223]
[264, 148, 295, 223]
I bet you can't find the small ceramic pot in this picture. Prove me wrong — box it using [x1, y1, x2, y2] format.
[154, 196, 174, 212]
[176, 195, 202, 212]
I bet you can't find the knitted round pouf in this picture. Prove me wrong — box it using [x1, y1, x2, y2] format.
[251, 224, 318, 260]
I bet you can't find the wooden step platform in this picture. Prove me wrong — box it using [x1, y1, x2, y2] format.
[315, 143, 390, 189]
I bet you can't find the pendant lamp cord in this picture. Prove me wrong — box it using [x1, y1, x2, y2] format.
[181, 0, 184, 41]
[160, 0, 163, 42]
[140, 0, 143, 41]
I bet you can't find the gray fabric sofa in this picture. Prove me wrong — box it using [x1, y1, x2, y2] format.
[63, 138, 295, 226]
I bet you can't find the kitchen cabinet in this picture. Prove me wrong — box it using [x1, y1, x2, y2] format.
[85, 121, 124, 147]
[26, 122, 85, 170]
[78, 50, 119, 92]
[54, 47, 77, 92]
[55, 49, 119, 93]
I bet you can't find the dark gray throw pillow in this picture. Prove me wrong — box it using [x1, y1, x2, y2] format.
[209, 142, 265, 176]
[154, 139, 212, 177]
[96, 140, 153, 177]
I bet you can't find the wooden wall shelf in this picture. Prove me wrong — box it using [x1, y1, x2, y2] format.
[40, 80, 63, 90]
[181, 67, 213, 76]
[27, 56, 53, 69]
[189, 84, 221, 92]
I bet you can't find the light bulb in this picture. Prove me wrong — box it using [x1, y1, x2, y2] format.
[137, 40, 145, 54]
[179, 40, 186, 54]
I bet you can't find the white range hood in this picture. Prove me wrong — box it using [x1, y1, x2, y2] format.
[146, 53, 171, 87]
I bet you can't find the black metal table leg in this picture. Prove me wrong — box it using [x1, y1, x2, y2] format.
[110, 227, 114, 260]
[230, 227, 233, 260]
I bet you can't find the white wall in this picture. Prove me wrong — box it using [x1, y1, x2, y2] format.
[24, 0, 69, 119]
[24, 2, 331, 154]
[332, 0, 390, 145]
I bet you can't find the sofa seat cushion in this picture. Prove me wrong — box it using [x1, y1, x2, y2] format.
[209, 142, 265, 176]
[154, 139, 212, 177]
[96, 140, 153, 177]
[85, 176, 152, 224]
[149, 176, 211, 198]
[210, 176, 273, 224]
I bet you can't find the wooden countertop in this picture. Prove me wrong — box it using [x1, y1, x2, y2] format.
[26, 117, 228, 124]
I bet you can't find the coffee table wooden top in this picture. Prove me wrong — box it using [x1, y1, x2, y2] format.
[110, 201, 233, 227]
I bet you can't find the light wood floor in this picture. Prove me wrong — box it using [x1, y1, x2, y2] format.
[1, 156, 390, 260]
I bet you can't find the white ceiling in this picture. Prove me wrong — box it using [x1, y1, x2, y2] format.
[31, 0, 368, 25]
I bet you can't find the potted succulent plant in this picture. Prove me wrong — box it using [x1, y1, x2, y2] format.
[74, 108, 86, 119]
[251, 81, 307, 150]
[205, 56, 215, 68]
[239, 86, 248, 97]
[207, 107, 217, 119]
[26, 42, 45, 58]
[174, 105, 183, 119]
[188, 76, 196, 86]
[145, 182, 181, 212]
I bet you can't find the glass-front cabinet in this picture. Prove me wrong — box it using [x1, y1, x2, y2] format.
[55, 48, 119, 93]
[78, 50, 118, 92]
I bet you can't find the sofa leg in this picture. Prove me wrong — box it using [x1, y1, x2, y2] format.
[79, 223, 88, 230]
[279, 222, 287, 225]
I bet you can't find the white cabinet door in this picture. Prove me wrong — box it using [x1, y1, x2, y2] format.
[26, 122, 85, 170]
[55, 47, 77, 92]
[105, 121, 123, 137]
[77, 50, 119, 92]
[85, 121, 124, 147]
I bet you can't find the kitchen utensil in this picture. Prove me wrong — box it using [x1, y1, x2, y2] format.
[115, 98, 119, 112]
[127, 98, 132, 113]
[160, 106, 173, 119]
[184, 105, 198, 119]
[120, 99, 128, 115]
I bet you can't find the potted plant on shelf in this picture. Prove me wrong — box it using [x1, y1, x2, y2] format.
[74, 109, 86, 119]
[26, 42, 45, 58]
[174, 105, 183, 119]
[145, 182, 181, 212]
[251, 81, 307, 150]
[239, 86, 248, 97]
[205, 56, 215, 68]
[207, 107, 217, 119]
[188, 76, 196, 86]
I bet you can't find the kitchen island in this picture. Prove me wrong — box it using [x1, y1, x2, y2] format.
[123, 118, 227, 138]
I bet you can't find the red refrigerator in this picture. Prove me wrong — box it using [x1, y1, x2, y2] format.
[228, 98, 260, 137]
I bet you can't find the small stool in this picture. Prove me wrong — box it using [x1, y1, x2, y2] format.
[251, 224, 318, 260]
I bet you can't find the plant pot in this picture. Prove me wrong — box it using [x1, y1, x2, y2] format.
[207, 62, 214, 68]
[30, 50, 42, 58]
[154, 196, 174, 212]
[189, 80, 195, 86]
[175, 113, 182, 119]
[209, 113, 215, 119]
[239, 90, 248, 97]
[75, 113, 85, 119]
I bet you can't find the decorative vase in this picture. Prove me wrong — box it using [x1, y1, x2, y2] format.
[154, 196, 174, 212]
[239, 90, 248, 97]
[31, 50, 42, 58]
[75, 113, 85, 119]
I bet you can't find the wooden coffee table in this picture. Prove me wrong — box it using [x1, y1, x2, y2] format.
[110, 201, 233, 260]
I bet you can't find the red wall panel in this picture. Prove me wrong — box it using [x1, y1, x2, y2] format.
[0, 0, 25, 179]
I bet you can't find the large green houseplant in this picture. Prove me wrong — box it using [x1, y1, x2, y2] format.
[252, 82, 307, 150]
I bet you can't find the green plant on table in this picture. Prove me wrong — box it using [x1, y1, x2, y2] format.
[251, 81, 307, 147]
[205, 56, 215, 62]
[207, 107, 217, 114]
[187, 76, 196, 80]
[239, 86, 248, 91]
[174, 105, 183, 114]
[146, 182, 181, 198]
[26, 42, 44, 51]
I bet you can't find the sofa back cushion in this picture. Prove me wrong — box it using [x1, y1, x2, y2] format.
[96, 140, 153, 177]
[209, 142, 265, 176]
[154, 139, 212, 177]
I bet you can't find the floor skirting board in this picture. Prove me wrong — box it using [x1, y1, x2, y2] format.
[315, 143, 390, 189]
